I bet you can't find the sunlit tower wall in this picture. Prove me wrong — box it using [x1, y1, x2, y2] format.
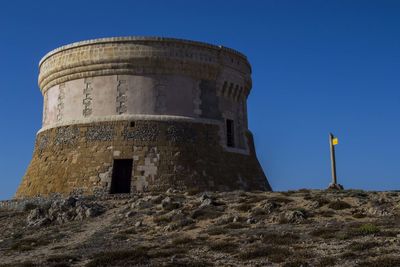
[16, 36, 271, 197]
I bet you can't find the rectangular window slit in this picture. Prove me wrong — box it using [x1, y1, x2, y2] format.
[226, 119, 235, 147]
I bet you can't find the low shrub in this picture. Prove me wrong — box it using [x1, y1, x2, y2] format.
[238, 245, 291, 263]
[250, 207, 267, 216]
[150, 247, 187, 258]
[86, 247, 149, 267]
[377, 230, 399, 237]
[191, 207, 223, 220]
[171, 236, 194, 246]
[341, 251, 357, 259]
[314, 197, 330, 207]
[112, 233, 129, 241]
[348, 241, 379, 251]
[162, 259, 214, 267]
[317, 210, 335, 217]
[153, 214, 172, 224]
[10, 237, 51, 252]
[225, 222, 247, 229]
[348, 190, 368, 198]
[283, 260, 310, 267]
[1, 262, 37, 267]
[235, 203, 252, 212]
[23, 203, 38, 212]
[357, 224, 380, 235]
[318, 257, 337, 267]
[268, 196, 294, 204]
[352, 213, 366, 218]
[328, 200, 352, 210]
[205, 226, 229, 236]
[280, 191, 296, 196]
[208, 240, 239, 253]
[356, 256, 400, 267]
[310, 227, 340, 239]
[46, 254, 79, 264]
[261, 232, 300, 245]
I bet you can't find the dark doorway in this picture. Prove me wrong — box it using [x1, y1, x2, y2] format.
[110, 159, 133, 194]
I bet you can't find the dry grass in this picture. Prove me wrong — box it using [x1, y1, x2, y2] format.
[208, 240, 239, 253]
[238, 244, 291, 263]
[170, 236, 194, 246]
[153, 214, 173, 224]
[10, 237, 51, 252]
[348, 241, 379, 251]
[283, 260, 310, 267]
[261, 232, 300, 245]
[268, 196, 294, 204]
[328, 200, 352, 210]
[310, 227, 340, 239]
[357, 256, 400, 267]
[191, 207, 223, 220]
[2, 190, 400, 267]
[317, 257, 337, 267]
[235, 203, 252, 212]
[205, 226, 229, 236]
[86, 248, 149, 267]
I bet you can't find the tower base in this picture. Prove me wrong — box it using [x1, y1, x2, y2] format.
[16, 120, 271, 197]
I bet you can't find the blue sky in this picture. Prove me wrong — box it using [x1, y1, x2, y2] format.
[0, 0, 399, 199]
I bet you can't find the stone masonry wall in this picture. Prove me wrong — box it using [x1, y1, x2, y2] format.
[16, 120, 271, 197]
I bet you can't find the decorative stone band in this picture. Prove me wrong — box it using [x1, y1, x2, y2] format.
[37, 114, 250, 155]
[38, 37, 252, 94]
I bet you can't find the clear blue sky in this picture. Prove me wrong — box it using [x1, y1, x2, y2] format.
[1, 0, 399, 200]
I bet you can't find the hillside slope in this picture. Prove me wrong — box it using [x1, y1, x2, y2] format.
[0, 190, 400, 267]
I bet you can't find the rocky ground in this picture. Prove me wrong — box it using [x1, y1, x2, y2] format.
[0, 189, 400, 267]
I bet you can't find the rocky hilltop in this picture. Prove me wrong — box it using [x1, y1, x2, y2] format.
[1, 189, 400, 267]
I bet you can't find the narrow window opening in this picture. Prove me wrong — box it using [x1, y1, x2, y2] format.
[226, 119, 235, 147]
[110, 159, 133, 194]
[130, 121, 135, 127]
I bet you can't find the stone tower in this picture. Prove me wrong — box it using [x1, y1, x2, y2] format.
[16, 37, 271, 197]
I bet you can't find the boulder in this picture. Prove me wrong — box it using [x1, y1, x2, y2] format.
[26, 197, 105, 227]
[161, 197, 181, 211]
[282, 210, 307, 224]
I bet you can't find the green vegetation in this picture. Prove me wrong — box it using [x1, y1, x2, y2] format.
[357, 224, 380, 235]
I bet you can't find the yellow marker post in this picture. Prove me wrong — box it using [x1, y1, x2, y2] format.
[329, 133, 338, 186]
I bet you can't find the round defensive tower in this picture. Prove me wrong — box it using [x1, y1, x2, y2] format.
[16, 36, 272, 197]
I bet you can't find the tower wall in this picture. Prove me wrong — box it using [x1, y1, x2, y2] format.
[16, 37, 271, 197]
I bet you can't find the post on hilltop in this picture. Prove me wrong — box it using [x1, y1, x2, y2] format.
[328, 133, 343, 190]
